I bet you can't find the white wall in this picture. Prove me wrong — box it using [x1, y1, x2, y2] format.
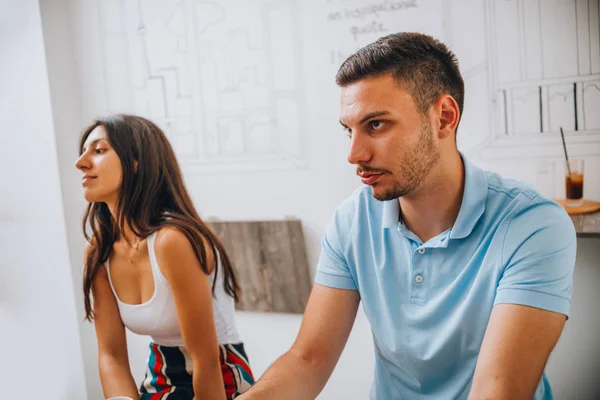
[37, 0, 101, 397]
[34, 0, 600, 399]
[0, 0, 86, 398]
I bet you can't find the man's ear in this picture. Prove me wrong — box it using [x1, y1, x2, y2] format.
[436, 94, 460, 140]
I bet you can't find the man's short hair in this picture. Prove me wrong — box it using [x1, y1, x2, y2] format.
[336, 32, 465, 130]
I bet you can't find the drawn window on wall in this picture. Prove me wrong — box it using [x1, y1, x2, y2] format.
[96, 0, 307, 172]
[487, 0, 600, 138]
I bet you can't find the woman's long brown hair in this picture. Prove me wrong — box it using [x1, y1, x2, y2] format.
[81, 114, 239, 321]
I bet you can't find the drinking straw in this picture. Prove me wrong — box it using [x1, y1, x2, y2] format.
[560, 127, 572, 177]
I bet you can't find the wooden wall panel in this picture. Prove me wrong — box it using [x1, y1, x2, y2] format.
[208, 219, 312, 314]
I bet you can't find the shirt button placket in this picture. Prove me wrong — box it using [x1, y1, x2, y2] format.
[411, 247, 427, 303]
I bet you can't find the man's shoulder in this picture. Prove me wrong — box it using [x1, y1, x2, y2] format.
[484, 170, 539, 204]
[483, 170, 566, 219]
[506, 191, 574, 236]
[476, 169, 573, 243]
[482, 170, 559, 218]
[482, 172, 576, 254]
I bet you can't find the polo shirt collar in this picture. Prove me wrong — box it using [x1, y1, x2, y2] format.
[449, 156, 487, 239]
[381, 155, 488, 239]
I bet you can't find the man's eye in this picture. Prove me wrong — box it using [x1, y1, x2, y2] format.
[370, 120, 385, 130]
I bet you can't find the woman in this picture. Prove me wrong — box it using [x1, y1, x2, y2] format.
[76, 114, 254, 400]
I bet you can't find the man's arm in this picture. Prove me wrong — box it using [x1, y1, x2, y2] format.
[469, 197, 576, 399]
[468, 304, 566, 399]
[238, 283, 360, 400]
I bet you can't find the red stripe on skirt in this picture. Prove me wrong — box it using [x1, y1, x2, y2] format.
[219, 345, 237, 397]
[221, 362, 237, 397]
[225, 351, 254, 378]
[151, 343, 167, 393]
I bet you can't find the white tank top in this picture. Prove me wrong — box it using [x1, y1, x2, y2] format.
[105, 231, 241, 346]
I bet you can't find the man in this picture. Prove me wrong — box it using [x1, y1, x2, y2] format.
[238, 32, 576, 399]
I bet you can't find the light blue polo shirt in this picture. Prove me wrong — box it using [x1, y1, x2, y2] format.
[315, 157, 576, 399]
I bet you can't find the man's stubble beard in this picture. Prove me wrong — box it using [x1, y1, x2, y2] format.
[372, 121, 441, 201]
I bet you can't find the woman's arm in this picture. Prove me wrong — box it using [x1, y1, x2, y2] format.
[89, 246, 140, 399]
[155, 228, 226, 400]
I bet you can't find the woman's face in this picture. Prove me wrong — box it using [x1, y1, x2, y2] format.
[75, 125, 123, 205]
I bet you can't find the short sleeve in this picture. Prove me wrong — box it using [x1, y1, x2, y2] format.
[495, 196, 577, 317]
[314, 203, 358, 291]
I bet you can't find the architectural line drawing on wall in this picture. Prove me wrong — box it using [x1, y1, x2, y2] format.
[194, 0, 226, 35]
[480, 0, 600, 161]
[136, 21, 193, 121]
[96, 0, 308, 173]
[474, 0, 600, 199]
[324, 0, 422, 66]
[97, 0, 199, 158]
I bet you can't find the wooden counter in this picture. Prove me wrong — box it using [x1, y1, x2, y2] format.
[570, 212, 600, 238]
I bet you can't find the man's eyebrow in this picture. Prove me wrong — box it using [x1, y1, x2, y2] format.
[339, 111, 391, 129]
[359, 111, 390, 125]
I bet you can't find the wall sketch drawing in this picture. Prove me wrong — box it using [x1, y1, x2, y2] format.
[483, 0, 600, 149]
[88, 0, 599, 198]
[96, 0, 308, 172]
[478, 0, 600, 199]
[208, 219, 312, 314]
[323, 0, 437, 67]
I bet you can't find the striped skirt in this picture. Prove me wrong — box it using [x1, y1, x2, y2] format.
[139, 342, 255, 399]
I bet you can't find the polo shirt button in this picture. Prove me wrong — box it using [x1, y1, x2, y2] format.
[415, 274, 424, 283]
[417, 248, 426, 255]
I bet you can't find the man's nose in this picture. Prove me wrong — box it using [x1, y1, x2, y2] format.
[347, 133, 371, 165]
